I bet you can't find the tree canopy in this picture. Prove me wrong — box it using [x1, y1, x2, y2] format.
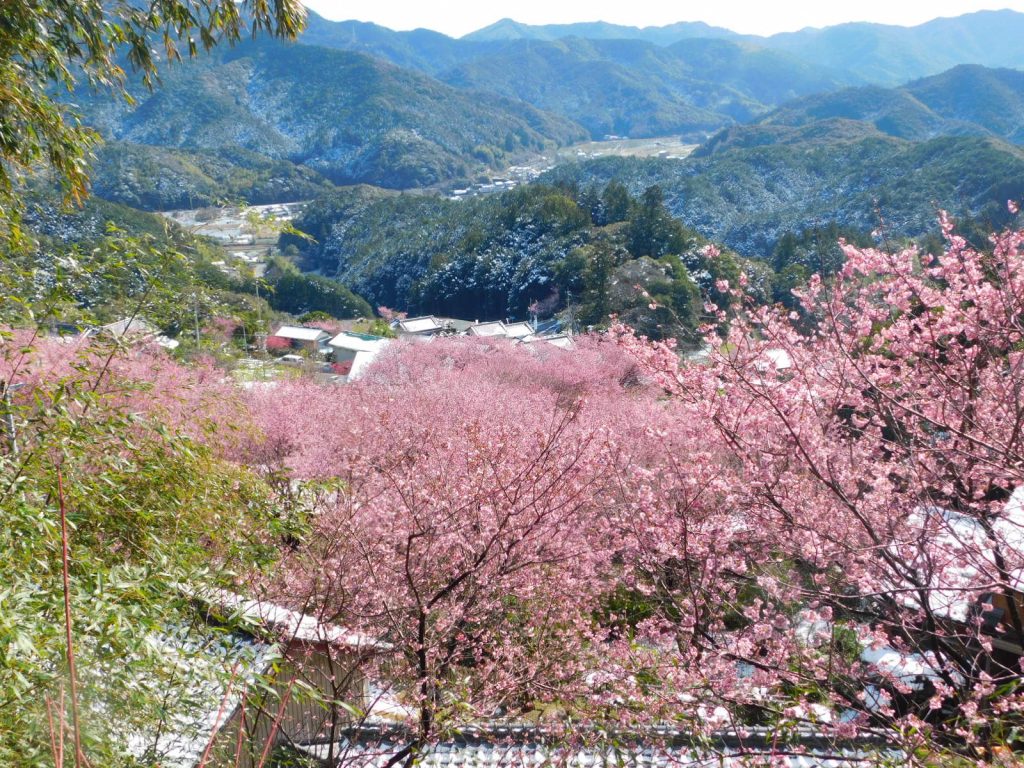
[0, 0, 305, 240]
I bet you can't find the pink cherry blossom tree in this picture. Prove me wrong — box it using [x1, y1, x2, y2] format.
[247, 212, 1024, 764]
[615, 211, 1024, 763]
[247, 337, 667, 761]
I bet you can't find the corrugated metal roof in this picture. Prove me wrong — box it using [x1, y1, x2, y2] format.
[502, 322, 534, 339]
[127, 625, 278, 768]
[127, 591, 389, 767]
[522, 334, 573, 349]
[195, 588, 388, 650]
[273, 326, 331, 342]
[398, 316, 444, 334]
[102, 317, 160, 337]
[330, 331, 390, 354]
[468, 322, 508, 337]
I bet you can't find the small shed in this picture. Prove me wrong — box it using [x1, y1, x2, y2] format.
[328, 331, 390, 380]
[269, 326, 331, 354]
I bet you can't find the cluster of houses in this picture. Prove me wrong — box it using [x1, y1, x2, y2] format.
[268, 316, 573, 381]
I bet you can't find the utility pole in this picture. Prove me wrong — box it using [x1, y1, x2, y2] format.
[254, 280, 266, 357]
[193, 293, 201, 347]
[254, 280, 263, 330]
[2, 381, 24, 456]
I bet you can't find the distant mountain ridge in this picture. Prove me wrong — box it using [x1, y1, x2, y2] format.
[763, 10, 1024, 85]
[296, 9, 1024, 141]
[309, 10, 1024, 90]
[455, 8, 1024, 85]
[461, 17, 741, 44]
[74, 38, 586, 190]
[300, 11, 855, 140]
[699, 65, 1024, 155]
[440, 37, 848, 139]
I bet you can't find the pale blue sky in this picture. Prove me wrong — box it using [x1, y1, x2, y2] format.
[303, 0, 1024, 38]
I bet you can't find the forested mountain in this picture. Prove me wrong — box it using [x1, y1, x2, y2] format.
[88, 142, 335, 210]
[461, 18, 740, 44]
[711, 65, 1024, 146]
[281, 183, 756, 340]
[441, 38, 846, 139]
[74, 38, 585, 190]
[298, 15, 479, 74]
[544, 134, 1024, 255]
[291, 9, 1024, 143]
[762, 10, 1024, 85]
[72, 10, 1024, 206]
[299, 11, 852, 139]
[61, 13, 1024, 320]
[6, 184, 373, 336]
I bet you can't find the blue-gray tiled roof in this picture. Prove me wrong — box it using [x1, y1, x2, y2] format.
[296, 726, 899, 768]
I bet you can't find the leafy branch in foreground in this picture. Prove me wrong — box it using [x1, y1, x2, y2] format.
[0, 329, 286, 766]
[0, 0, 305, 243]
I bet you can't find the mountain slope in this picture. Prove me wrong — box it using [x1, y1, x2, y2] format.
[762, 10, 1024, 85]
[440, 37, 850, 139]
[904, 65, 1024, 144]
[294, 11, 852, 139]
[458, 10, 1024, 87]
[298, 14, 479, 74]
[707, 65, 1024, 151]
[543, 135, 1024, 255]
[76, 39, 586, 190]
[88, 142, 335, 210]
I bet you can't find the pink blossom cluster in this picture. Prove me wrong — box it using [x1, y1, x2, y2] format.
[0, 328, 244, 451]
[236, 216, 1024, 764]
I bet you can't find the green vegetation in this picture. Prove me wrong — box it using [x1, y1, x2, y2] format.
[0, 0, 303, 244]
[285, 182, 746, 341]
[440, 37, 845, 140]
[261, 256, 373, 319]
[769, 223, 873, 307]
[296, 10, 1024, 142]
[0, 365, 278, 766]
[742, 65, 1024, 146]
[74, 39, 586, 191]
[542, 134, 1024, 256]
[2, 190, 256, 332]
[89, 142, 335, 211]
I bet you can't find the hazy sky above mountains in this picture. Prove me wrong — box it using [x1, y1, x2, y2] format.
[304, 0, 1024, 37]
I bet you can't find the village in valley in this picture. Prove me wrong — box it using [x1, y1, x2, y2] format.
[13, 191, 1024, 768]
[262, 316, 572, 384]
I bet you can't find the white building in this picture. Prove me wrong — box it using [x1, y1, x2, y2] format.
[328, 331, 391, 380]
[269, 326, 332, 354]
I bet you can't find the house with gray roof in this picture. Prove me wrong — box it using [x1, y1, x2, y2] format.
[128, 590, 383, 768]
[92, 316, 180, 350]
